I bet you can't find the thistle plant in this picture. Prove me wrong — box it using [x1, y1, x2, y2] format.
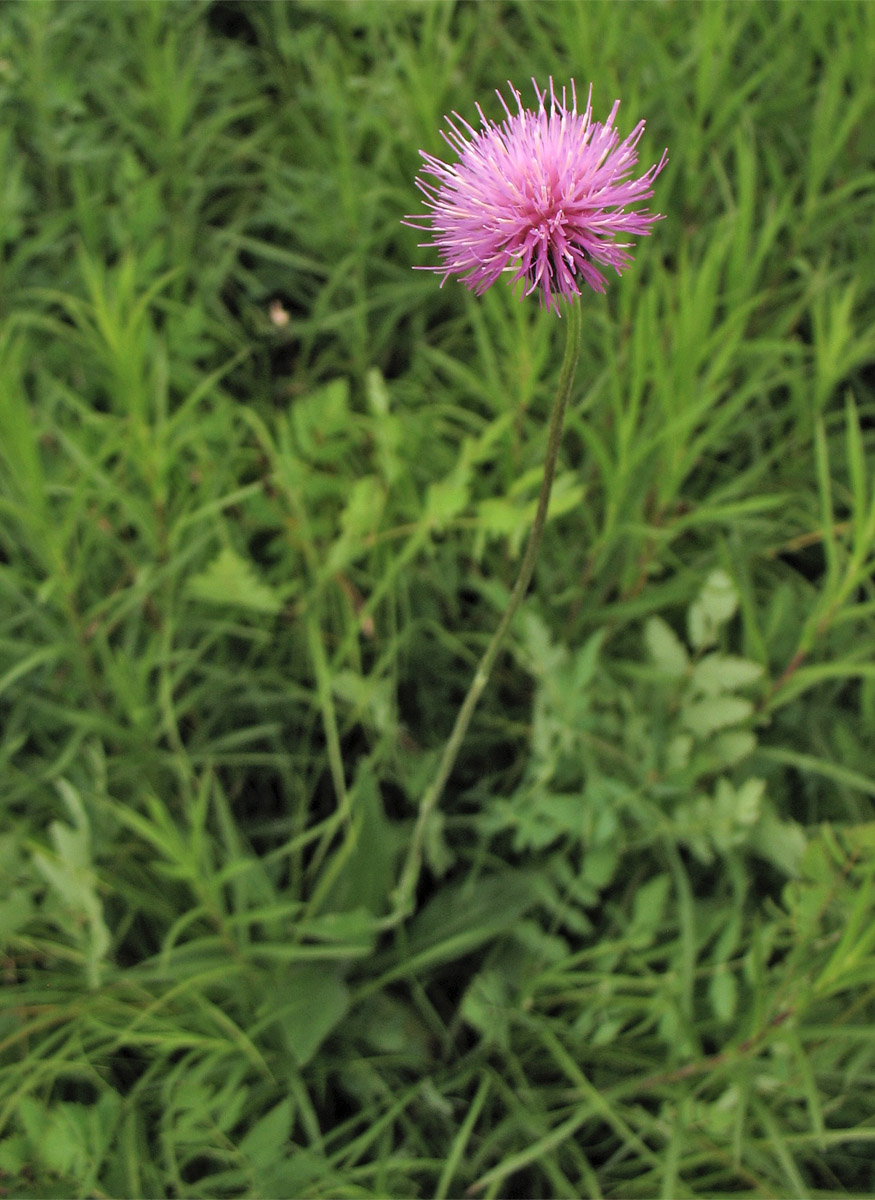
[392, 79, 667, 919]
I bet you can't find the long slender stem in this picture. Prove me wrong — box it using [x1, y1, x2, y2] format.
[388, 300, 583, 923]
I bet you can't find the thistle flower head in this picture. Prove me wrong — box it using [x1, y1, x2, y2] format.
[406, 78, 667, 314]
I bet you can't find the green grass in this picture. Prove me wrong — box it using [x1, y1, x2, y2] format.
[1, 0, 875, 1195]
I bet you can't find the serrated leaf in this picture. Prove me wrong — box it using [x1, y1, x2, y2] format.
[691, 653, 763, 697]
[325, 475, 385, 572]
[572, 628, 606, 691]
[682, 695, 752, 737]
[732, 777, 765, 826]
[477, 495, 526, 537]
[32, 784, 110, 987]
[711, 729, 757, 767]
[461, 969, 511, 1047]
[425, 465, 470, 532]
[332, 669, 394, 735]
[512, 792, 582, 852]
[523, 610, 567, 676]
[666, 732, 694, 772]
[645, 616, 689, 679]
[186, 547, 282, 615]
[688, 569, 738, 649]
[41, 1105, 89, 1179]
[292, 378, 350, 461]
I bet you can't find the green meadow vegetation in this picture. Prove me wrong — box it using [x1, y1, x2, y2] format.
[2, 0, 875, 1195]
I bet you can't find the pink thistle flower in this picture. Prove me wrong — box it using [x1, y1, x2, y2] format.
[406, 78, 668, 314]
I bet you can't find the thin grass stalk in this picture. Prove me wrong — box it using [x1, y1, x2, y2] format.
[388, 299, 584, 923]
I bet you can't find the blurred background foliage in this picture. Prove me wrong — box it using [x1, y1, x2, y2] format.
[1, 0, 875, 1195]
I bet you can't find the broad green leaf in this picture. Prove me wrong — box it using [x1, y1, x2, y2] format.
[583, 845, 618, 888]
[317, 769, 403, 919]
[666, 732, 693, 771]
[270, 964, 349, 1067]
[15, 1096, 47, 1152]
[238, 1098, 294, 1165]
[405, 870, 540, 958]
[711, 729, 757, 767]
[629, 874, 671, 948]
[753, 811, 807, 877]
[296, 909, 378, 947]
[0, 1135, 27, 1176]
[357, 994, 433, 1061]
[645, 615, 689, 679]
[545, 474, 586, 521]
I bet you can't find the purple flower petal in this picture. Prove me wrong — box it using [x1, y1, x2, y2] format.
[405, 78, 667, 314]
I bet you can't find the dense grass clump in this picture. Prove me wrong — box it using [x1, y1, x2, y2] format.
[2, 2, 875, 1196]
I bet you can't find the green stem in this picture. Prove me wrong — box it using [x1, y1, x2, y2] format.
[388, 299, 583, 924]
